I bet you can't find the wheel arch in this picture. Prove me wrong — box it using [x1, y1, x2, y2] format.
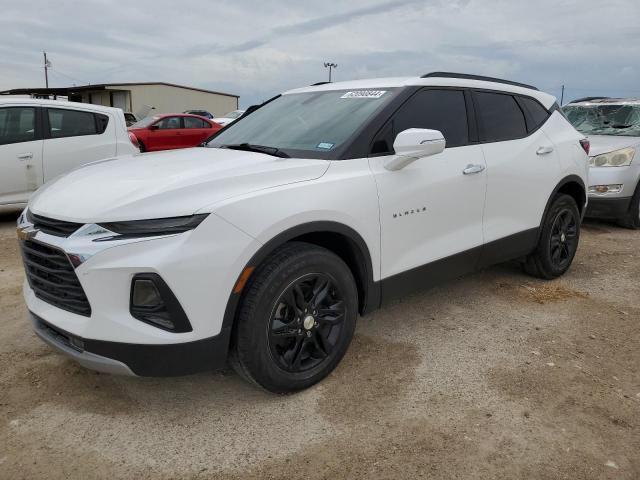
[539, 175, 586, 234]
[221, 221, 380, 336]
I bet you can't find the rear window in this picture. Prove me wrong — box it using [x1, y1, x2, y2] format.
[0, 107, 36, 145]
[475, 92, 527, 142]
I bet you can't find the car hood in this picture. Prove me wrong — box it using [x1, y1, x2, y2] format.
[587, 135, 640, 157]
[29, 147, 329, 222]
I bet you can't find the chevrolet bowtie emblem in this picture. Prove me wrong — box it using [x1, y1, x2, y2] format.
[16, 226, 37, 241]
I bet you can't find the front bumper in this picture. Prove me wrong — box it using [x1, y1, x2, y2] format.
[18, 209, 260, 376]
[32, 312, 230, 376]
[585, 196, 633, 219]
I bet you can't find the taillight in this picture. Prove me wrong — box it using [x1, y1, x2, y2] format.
[128, 132, 140, 150]
[579, 139, 590, 155]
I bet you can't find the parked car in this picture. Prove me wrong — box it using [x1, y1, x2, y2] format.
[123, 112, 138, 127]
[18, 73, 588, 392]
[183, 109, 215, 120]
[562, 98, 640, 228]
[128, 114, 222, 152]
[213, 109, 246, 126]
[0, 98, 137, 209]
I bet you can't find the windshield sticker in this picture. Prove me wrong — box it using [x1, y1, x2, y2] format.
[340, 90, 386, 99]
[316, 142, 335, 150]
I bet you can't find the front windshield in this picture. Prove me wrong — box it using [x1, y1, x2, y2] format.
[562, 104, 640, 136]
[131, 115, 160, 128]
[207, 89, 398, 157]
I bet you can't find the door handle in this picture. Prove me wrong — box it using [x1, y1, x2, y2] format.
[462, 164, 485, 175]
[536, 146, 554, 155]
[17, 153, 33, 160]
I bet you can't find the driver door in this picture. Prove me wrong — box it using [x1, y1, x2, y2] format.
[368, 88, 487, 299]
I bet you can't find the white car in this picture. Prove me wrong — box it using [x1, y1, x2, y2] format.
[0, 98, 138, 209]
[212, 109, 245, 126]
[18, 73, 588, 392]
[562, 97, 640, 228]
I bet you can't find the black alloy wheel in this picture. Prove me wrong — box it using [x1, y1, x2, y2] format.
[549, 208, 578, 270]
[268, 273, 346, 373]
[230, 242, 357, 393]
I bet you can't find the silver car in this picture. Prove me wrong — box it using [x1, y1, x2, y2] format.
[563, 98, 640, 228]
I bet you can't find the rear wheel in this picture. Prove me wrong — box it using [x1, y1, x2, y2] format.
[230, 242, 357, 393]
[524, 194, 581, 279]
[617, 182, 640, 229]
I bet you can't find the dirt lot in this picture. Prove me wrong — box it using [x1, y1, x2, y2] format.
[0, 212, 638, 480]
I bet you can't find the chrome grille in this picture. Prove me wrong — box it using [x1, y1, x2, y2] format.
[20, 240, 91, 316]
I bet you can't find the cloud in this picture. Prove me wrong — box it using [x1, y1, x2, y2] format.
[1, 0, 639, 106]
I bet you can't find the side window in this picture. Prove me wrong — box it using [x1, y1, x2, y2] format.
[0, 107, 36, 145]
[184, 117, 209, 129]
[48, 109, 97, 138]
[156, 117, 182, 129]
[474, 92, 527, 142]
[370, 89, 469, 154]
[518, 96, 550, 132]
[96, 113, 109, 134]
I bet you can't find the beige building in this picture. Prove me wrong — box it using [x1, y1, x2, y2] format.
[1, 82, 239, 119]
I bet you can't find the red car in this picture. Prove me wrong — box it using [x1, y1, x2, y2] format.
[128, 114, 222, 152]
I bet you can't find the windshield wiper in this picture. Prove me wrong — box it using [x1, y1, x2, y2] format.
[612, 124, 633, 129]
[220, 143, 290, 158]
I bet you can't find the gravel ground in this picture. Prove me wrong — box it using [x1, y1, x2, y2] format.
[0, 211, 638, 479]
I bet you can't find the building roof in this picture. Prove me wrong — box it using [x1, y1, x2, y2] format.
[0, 82, 238, 98]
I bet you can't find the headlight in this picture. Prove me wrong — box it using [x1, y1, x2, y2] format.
[589, 147, 635, 167]
[98, 214, 209, 238]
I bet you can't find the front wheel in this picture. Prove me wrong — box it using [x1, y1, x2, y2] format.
[617, 183, 640, 229]
[524, 194, 581, 279]
[230, 242, 358, 393]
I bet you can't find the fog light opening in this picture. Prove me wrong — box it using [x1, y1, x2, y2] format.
[129, 274, 192, 333]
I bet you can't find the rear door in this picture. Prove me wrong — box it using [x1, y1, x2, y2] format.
[42, 107, 116, 182]
[148, 116, 183, 150]
[0, 106, 44, 204]
[183, 116, 214, 146]
[368, 88, 487, 298]
[473, 90, 559, 261]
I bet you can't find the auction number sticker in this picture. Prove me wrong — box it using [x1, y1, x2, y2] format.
[340, 90, 387, 99]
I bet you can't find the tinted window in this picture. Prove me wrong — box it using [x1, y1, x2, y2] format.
[184, 117, 209, 129]
[475, 92, 527, 142]
[156, 117, 182, 129]
[48, 109, 97, 138]
[96, 113, 109, 134]
[0, 107, 36, 145]
[371, 89, 469, 154]
[519, 96, 549, 131]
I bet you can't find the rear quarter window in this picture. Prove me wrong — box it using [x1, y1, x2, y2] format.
[518, 96, 550, 132]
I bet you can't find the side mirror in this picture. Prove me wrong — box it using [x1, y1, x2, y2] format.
[384, 128, 446, 171]
[149, 124, 159, 131]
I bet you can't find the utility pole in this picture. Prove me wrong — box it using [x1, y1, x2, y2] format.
[560, 84, 565, 105]
[324, 62, 337, 82]
[43, 51, 51, 88]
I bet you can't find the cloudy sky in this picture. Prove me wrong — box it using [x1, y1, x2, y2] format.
[1, 0, 639, 107]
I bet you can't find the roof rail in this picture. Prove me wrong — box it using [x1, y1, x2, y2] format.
[421, 72, 538, 91]
[568, 96, 610, 103]
[310, 81, 331, 86]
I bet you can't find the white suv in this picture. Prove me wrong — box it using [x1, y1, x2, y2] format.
[18, 73, 589, 392]
[1, 98, 137, 209]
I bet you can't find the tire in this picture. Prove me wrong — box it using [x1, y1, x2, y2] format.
[617, 182, 640, 229]
[138, 140, 146, 153]
[230, 242, 358, 393]
[524, 194, 581, 279]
